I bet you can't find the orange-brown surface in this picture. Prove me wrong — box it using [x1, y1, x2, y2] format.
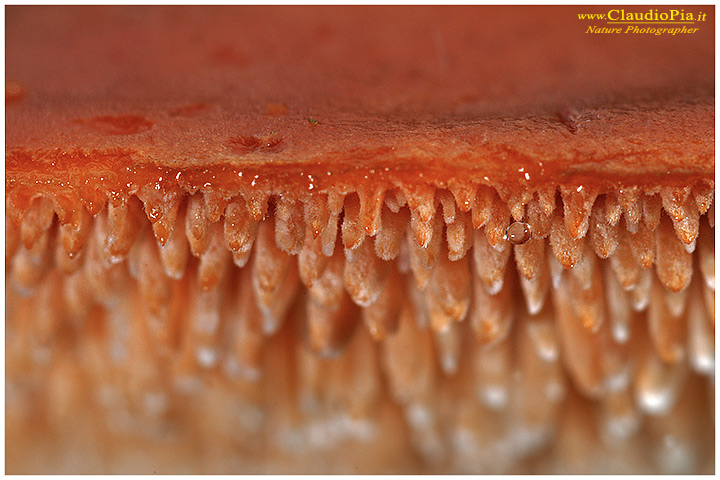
[5, 5, 716, 475]
[6, 6, 714, 192]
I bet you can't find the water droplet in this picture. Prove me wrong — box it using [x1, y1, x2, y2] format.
[506, 221, 532, 245]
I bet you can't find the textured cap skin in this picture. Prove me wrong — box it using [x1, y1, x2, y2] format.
[6, 5, 714, 192]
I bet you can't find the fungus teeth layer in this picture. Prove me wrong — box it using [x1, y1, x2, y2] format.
[6, 180, 715, 474]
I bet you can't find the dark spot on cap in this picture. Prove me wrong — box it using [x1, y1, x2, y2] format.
[266, 102, 288, 116]
[314, 23, 335, 41]
[228, 133, 284, 154]
[6, 80, 26, 104]
[80, 115, 153, 135]
[169, 103, 211, 117]
[209, 44, 249, 67]
[557, 104, 581, 134]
